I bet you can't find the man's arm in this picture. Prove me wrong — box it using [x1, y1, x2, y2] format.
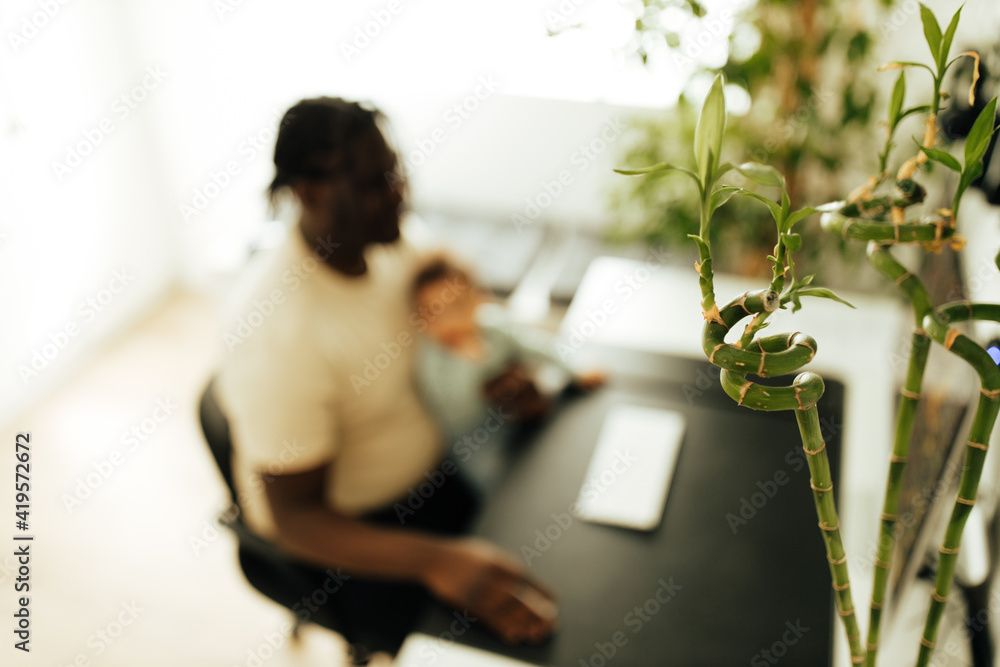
[264, 464, 558, 644]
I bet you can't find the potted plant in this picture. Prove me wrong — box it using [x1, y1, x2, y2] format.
[617, 5, 998, 665]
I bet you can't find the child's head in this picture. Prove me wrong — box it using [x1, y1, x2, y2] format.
[413, 256, 483, 347]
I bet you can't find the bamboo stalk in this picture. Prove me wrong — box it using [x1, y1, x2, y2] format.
[865, 330, 930, 666]
[704, 291, 866, 664]
[915, 307, 1000, 666]
[862, 243, 934, 667]
[796, 403, 865, 663]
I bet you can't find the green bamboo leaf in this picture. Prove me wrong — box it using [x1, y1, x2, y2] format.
[965, 96, 998, 168]
[694, 74, 727, 186]
[686, 233, 710, 256]
[710, 186, 741, 213]
[615, 162, 698, 179]
[797, 287, 857, 309]
[734, 190, 782, 224]
[919, 4, 942, 63]
[938, 5, 963, 73]
[899, 105, 932, 121]
[783, 207, 820, 232]
[800, 274, 815, 286]
[889, 71, 906, 130]
[735, 162, 785, 188]
[879, 61, 936, 77]
[919, 145, 962, 172]
[954, 160, 983, 218]
[781, 188, 790, 218]
[783, 233, 802, 252]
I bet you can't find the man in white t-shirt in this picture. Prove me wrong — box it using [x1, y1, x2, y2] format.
[211, 97, 556, 659]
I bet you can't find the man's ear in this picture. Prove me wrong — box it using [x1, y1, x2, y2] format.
[293, 180, 328, 210]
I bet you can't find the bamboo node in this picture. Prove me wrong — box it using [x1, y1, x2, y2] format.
[880, 513, 897, 522]
[832, 581, 850, 591]
[734, 292, 749, 313]
[757, 351, 767, 376]
[875, 558, 891, 569]
[944, 328, 961, 350]
[866, 643, 880, 651]
[940, 545, 960, 555]
[894, 271, 911, 286]
[794, 384, 805, 411]
[932, 591, 948, 603]
[982, 387, 1000, 399]
[804, 441, 827, 455]
[870, 600, 884, 610]
[889, 454, 908, 463]
[968, 440, 989, 451]
[819, 520, 839, 532]
[737, 382, 752, 406]
[900, 389, 920, 400]
[828, 554, 847, 565]
[837, 606, 856, 617]
[709, 343, 725, 365]
[920, 637, 935, 649]
[957, 496, 976, 506]
[810, 480, 833, 492]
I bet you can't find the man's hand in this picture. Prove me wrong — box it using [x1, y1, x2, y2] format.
[422, 538, 558, 644]
[482, 363, 551, 423]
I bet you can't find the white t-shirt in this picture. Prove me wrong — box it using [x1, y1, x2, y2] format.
[213, 220, 442, 538]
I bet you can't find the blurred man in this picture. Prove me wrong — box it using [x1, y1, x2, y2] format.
[211, 97, 556, 663]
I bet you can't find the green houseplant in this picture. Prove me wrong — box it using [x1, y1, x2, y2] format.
[617, 5, 998, 665]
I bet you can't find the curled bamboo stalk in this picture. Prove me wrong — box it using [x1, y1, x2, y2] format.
[861, 243, 935, 666]
[821, 192, 954, 667]
[704, 290, 865, 663]
[914, 304, 1000, 666]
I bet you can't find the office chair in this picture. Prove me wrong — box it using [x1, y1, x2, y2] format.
[197, 378, 376, 665]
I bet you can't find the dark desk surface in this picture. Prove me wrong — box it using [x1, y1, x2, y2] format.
[418, 349, 844, 667]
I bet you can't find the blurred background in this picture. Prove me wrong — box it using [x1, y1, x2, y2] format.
[1, 0, 999, 665]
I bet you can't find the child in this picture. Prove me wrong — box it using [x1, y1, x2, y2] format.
[412, 256, 603, 492]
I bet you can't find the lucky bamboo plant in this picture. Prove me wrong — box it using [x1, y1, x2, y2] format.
[616, 4, 999, 666]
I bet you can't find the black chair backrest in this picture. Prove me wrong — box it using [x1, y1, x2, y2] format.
[198, 378, 238, 503]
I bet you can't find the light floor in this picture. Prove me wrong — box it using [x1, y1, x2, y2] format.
[0, 290, 353, 666]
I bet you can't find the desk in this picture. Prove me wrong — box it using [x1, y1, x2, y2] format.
[417, 349, 845, 666]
